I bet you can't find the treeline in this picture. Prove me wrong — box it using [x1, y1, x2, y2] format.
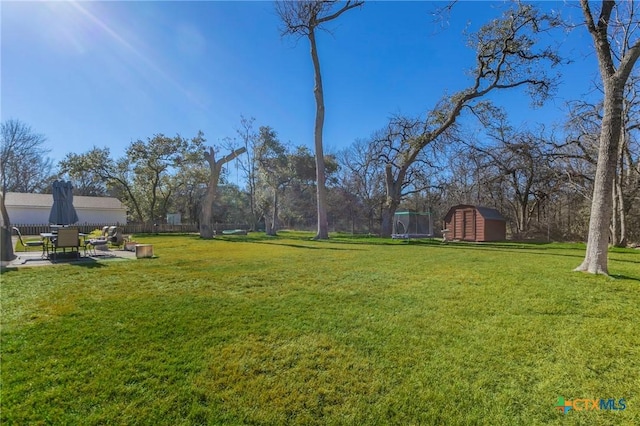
[334, 98, 639, 244]
[1, 102, 638, 244]
[2, 1, 639, 246]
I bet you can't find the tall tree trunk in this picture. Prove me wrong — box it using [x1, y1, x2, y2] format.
[566, 198, 574, 237]
[309, 29, 329, 240]
[610, 177, 620, 247]
[267, 189, 278, 236]
[576, 81, 624, 274]
[248, 167, 260, 232]
[615, 175, 627, 247]
[199, 147, 246, 239]
[616, 133, 628, 247]
[611, 125, 629, 247]
[380, 164, 407, 237]
[576, 0, 640, 274]
[263, 214, 272, 236]
[249, 186, 258, 232]
[380, 205, 398, 237]
[276, 1, 363, 239]
[0, 192, 15, 263]
[199, 159, 222, 240]
[519, 201, 528, 235]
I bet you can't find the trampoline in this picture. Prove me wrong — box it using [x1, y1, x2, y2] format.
[391, 210, 433, 239]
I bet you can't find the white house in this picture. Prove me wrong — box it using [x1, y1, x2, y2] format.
[5, 192, 127, 225]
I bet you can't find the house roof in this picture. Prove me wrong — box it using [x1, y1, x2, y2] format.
[4, 192, 126, 210]
[444, 204, 506, 221]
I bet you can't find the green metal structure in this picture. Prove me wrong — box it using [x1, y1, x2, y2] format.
[391, 210, 433, 239]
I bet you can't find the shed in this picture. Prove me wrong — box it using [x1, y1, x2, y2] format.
[443, 204, 506, 242]
[5, 192, 127, 225]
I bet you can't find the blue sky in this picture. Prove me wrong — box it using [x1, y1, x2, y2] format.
[2, 1, 599, 166]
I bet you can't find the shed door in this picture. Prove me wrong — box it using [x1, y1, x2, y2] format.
[463, 210, 474, 240]
[453, 211, 464, 239]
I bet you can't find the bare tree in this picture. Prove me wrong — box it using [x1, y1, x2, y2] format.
[200, 146, 246, 239]
[575, 0, 640, 274]
[277, 146, 333, 231]
[556, 74, 640, 247]
[275, 0, 364, 240]
[255, 126, 292, 236]
[470, 121, 559, 238]
[1, 119, 52, 262]
[372, 116, 445, 236]
[338, 138, 386, 233]
[1, 119, 52, 198]
[608, 74, 640, 246]
[234, 116, 261, 231]
[373, 2, 561, 236]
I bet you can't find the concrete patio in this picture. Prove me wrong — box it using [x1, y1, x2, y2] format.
[3, 236, 139, 269]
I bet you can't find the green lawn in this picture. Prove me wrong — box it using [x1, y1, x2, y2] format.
[1, 232, 639, 425]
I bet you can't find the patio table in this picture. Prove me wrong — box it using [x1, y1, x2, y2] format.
[40, 233, 54, 257]
[40, 232, 88, 259]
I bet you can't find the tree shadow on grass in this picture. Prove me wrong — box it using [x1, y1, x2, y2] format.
[1, 257, 110, 274]
[68, 259, 110, 268]
[209, 233, 363, 250]
[407, 239, 571, 249]
[416, 241, 582, 258]
[609, 274, 640, 282]
[434, 242, 638, 265]
[251, 240, 361, 251]
[407, 240, 639, 279]
[413, 243, 584, 257]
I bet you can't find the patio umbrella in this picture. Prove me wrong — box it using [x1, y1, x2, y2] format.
[49, 180, 79, 225]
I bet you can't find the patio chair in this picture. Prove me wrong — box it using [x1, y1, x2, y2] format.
[51, 228, 80, 262]
[85, 236, 109, 256]
[12, 227, 45, 255]
[85, 226, 112, 256]
[108, 227, 125, 249]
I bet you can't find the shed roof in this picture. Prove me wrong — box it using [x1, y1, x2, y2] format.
[5, 192, 125, 210]
[444, 204, 506, 221]
[475, 206, 506, 221]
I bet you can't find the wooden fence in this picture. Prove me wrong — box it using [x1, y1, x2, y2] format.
[12, 223, 249, 236]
